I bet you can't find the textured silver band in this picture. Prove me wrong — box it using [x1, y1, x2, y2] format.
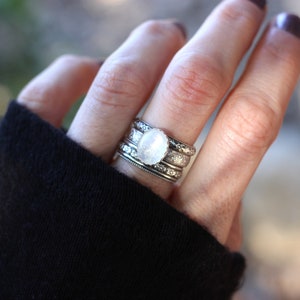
[117, 119, 196, 183]
[119, 142, 182, 182]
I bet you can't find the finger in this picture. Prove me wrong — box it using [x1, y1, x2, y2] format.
[18, 55, 100, 127]
[115, 0, 266, 198]
[67, 20, 186, 161]
[225, 202, 243, 251]
[173, 13, 300, 244]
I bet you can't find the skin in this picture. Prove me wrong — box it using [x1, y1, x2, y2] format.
[18, 0, 300, 251]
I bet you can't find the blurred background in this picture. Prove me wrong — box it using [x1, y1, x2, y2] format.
[0, 0, 299, 298]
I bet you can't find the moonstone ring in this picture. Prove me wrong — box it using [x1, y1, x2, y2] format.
[117, 119, 196, 182]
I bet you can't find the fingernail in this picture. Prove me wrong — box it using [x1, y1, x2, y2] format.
[98, 60, 105, 67]
[173, 21, 187, 39]
[247, 0, 266, 10]
[274, 13, 300, 39]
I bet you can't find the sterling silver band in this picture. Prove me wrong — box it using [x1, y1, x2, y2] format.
[119, 142, 183, 182]
[117, 119, 196, 183]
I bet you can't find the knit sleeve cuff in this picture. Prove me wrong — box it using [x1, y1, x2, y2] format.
[0, 101, 245, 299]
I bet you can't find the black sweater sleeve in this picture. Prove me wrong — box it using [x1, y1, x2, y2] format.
[0, 101, 245, 300]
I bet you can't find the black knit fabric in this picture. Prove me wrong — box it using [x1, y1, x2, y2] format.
[0, 101, 245, 299]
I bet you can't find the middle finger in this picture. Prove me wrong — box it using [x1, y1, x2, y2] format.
[115, 0, 266, 198]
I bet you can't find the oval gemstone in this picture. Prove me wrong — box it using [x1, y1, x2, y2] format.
[137, 129, 169, 165]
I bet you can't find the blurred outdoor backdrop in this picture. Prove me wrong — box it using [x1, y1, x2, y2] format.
[1, 0, 300, 299]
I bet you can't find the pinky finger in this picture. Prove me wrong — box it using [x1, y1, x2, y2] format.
[18, 55, 101, 127]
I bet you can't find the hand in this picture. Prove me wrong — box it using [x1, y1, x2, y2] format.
[18, 0, 300, 251]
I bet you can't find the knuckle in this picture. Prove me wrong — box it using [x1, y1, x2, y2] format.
[140, 20, 167, 35]
[222, 95, 282, 155]
[54, 54, 81, 67]
[218, 2, 256, 26]
[163, 55, 228, 116]
[19, 83, 55, 104]
[139, 19, 179, 39]
[91, 58, 146, 107]
[263, 39, 296, 67]
[219, 4, 243, 23]
[134, 20, 183, 47]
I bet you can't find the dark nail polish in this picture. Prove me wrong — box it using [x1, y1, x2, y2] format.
[98, 60, 105, 67]
[173, 22, 187, 39]
[274, 13, 300, 39]
[248, 0, 266, 10]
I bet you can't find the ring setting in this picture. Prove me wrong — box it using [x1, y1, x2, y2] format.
[117, 119, 196, 182]
[136, 128, 169, 165]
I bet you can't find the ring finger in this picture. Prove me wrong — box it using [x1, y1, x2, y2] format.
[115, 0, 266, 198]
[67, 20, 186, 161]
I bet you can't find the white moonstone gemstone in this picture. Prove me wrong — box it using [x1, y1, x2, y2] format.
[137, 128, 169, 165]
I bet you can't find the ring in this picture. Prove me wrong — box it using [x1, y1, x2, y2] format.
[117, 119, 196, 182]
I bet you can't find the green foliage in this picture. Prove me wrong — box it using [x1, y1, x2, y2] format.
[0, 0, 25, 11]
[0, 0, 41, 95]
